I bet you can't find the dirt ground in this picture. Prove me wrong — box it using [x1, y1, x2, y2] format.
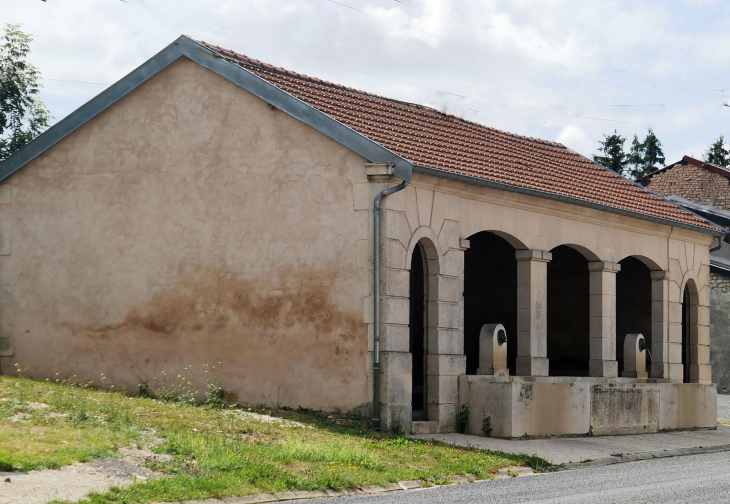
[0, 447, 159, 504]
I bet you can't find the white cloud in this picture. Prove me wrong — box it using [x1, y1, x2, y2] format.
[557, 125, 596, 158]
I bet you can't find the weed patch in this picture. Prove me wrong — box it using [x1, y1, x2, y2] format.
[0, 375, 544, 503]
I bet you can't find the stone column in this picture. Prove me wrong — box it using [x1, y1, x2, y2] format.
[515, 250, 551, 377]
[426, 242, 467, 432]
[689, 284, 712, 384]
[358, 163, 413, 431]
[667, 279, 684, 382]
[650, 271, 670, 379]
[588, 262, 620, 378]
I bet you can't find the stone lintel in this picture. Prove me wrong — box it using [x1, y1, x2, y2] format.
[365, 163, 395, 182]
[588, 261, 621, 272]
[457, 238, 470, 250]
[650, 270, 671, 280]
[515, 249, 552, 262]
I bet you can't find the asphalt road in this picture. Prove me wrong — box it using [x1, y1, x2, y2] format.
[294, 451, 730, 503]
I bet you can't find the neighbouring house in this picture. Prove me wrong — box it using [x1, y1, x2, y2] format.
[0, 36, 722, 437]
[640, 155, 730, 394]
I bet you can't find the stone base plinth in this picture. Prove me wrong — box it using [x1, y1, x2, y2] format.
[458, 375, 717, 438]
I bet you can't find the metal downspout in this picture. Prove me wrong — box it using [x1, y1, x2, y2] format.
[372, 178, 409, 431]
[710, 235, 724, 252]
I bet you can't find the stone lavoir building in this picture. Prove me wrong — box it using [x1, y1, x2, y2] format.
[0, 37, 722, 437]
[641, 156, 730, 394]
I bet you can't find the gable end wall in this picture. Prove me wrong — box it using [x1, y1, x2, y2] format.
[0, 57, 373, 411]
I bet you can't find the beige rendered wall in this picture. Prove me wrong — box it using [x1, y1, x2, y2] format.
[0, 57, 374, 412]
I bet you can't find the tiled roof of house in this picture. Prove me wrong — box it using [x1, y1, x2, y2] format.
[201, 42, 717, 231]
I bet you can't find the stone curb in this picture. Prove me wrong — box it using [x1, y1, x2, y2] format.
[151, 467, 535, 504]
[550, 443, 730, 471]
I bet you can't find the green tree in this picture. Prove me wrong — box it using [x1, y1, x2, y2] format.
[706, 135, 729, 167]
[0, 24, 50, 162]
[627, 134, 643, 178]
[593, 130, 629, 175]
[627, 129, 665, 179]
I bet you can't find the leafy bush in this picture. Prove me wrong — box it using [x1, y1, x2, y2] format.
[457, 404, 470, 433]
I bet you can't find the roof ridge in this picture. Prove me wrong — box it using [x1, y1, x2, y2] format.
[198, 41, 565, 150]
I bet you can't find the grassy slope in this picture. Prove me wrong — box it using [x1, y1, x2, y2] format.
[0, 375, 546, 503]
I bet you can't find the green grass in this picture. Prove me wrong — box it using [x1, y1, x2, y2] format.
[0, 375, 546, 503]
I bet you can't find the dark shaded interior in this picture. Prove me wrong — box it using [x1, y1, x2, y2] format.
[463, 232, 518, 375]
[682, 285, 690, 384]
[547, 245, 590, 376]
[616, 257, 652, 374]
[409, 243, 427, 420]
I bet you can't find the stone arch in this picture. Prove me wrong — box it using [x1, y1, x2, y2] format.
[406, 231, 445, 422]
[406, 226, 444, 271]
[681, 277, 700, 383]
[627, 254, 663, 272]
[560, 243, 601, 262]
[484, 230, 528, 251]
[681, 273, 700, 298]
[460, 223, 530, 251]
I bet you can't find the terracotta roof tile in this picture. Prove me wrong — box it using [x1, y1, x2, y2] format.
[201, 42, 717, 232]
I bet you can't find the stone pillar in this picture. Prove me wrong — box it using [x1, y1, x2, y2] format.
[377, 207, 412, 431]
[650, 271, 670, 379]
[588, 262, 620, 378]
[426, 243, 467, 432]
[358, 164, 413, 431]
[515, 250, 551, 377]
[689, 282, 712, 384]
[667, 279, 684, 382]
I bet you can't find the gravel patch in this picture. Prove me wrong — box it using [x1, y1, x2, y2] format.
[0, 462, 132, 504]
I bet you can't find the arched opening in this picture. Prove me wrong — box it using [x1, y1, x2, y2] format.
[409, 242, 428, 420]
[682, 285, 690, 383]
[616, 257, 652, 375]
[463, 232, 518, 375]
[547, 245, 590, 376]
[681, 281, 699, 384]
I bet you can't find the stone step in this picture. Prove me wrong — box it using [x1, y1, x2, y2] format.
[411, 421, 438, 434]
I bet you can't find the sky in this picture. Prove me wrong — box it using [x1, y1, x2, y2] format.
[3, 0, 730, 163]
